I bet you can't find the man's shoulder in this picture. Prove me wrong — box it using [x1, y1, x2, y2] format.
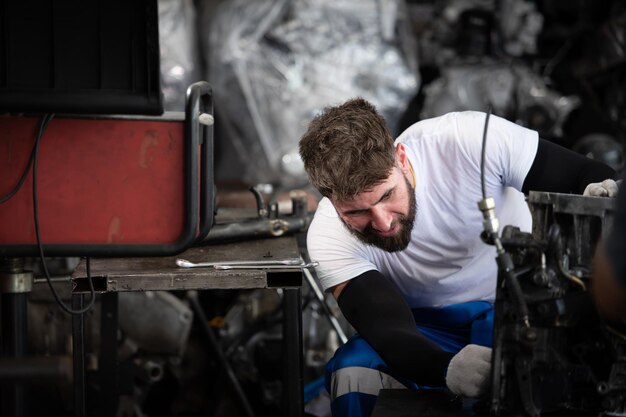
[407, 111, 485, 128]
[396, 111, 484, 143]
[310, 197, 338, 221]
[308, 198, 342, 236]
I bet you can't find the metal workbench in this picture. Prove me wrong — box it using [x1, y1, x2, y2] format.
[70, 236, 304, 417]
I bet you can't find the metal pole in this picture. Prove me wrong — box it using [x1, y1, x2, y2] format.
[72, 294, 86, 417]
[1, 258, 33, 417]
[302, 268, 348, 344]
[282, 287, 303, 417]
[1, 293, 27, 417]
[99, 292, 119, 417]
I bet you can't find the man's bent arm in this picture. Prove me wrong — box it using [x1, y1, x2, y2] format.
[522, 139, 615, 194]
[333, 270, 455, 386]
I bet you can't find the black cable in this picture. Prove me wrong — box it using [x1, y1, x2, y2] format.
[480, 107, 492, 200]
[479, 108, 530, 327]
[0, 119, 42, 204]
[32, 114, 96, 315]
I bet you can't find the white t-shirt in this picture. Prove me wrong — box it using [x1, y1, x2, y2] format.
[306, 111, 539, 308]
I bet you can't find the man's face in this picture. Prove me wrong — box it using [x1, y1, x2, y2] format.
[334, 166, 417, 252]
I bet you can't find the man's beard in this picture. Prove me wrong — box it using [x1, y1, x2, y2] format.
[343, 177, 417, 252]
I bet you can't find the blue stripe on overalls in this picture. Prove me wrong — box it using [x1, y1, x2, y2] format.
[325, 300, 494, 417]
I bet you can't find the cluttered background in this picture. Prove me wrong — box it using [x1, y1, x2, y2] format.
[3, 0, 626, 416]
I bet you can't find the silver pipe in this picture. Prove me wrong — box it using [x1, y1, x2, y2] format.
[201, 216, 312, 244]
[303, 268, 348, 344]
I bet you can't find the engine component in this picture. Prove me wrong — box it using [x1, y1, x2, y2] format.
[118, 291, 193, 357]
[515, 71, 580, 138]
[529, 191, 616, 268]
[497, 0, 543, 57]
[490, 191, 624, 417]
[421, 63, 580, 139]
[421, 63, 517, 119]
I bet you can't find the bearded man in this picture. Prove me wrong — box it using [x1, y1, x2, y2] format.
[299, 98, 618, 417]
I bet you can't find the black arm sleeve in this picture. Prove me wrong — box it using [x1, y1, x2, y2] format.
[337, 270, 455, 386]
[522, 139, 615, 194]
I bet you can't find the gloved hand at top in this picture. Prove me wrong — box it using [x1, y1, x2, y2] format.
[583, 179, 620, 197]
[445, 344, 492, 398]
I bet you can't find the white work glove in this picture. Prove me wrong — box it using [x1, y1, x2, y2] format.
[583, 179, 620, 197]
[445, 344, 492, 398]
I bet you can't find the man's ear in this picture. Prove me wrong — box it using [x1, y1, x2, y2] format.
[395, 144, 409, 171]
[395, 144, 416, 187]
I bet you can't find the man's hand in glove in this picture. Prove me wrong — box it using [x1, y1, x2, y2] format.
[583, 179, 620, 197]
[445, 344, 492, 398]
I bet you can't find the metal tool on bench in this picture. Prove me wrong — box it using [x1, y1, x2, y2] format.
[176, 258, 318, 270]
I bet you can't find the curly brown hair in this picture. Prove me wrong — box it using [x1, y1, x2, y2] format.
[298, 98, 396, 201]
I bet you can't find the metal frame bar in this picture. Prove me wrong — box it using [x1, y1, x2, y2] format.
[72, 294, 86, 417]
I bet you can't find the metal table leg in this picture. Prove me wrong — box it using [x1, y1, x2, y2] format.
[99, 292, 118, 417]
[1, 258, 33, 417]
[282, 287, 303, 417]
[72, 294, 85, 417]
[1, 292, 28, 417]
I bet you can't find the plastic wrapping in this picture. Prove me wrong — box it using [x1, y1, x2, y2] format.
[159, 0, 201, 111]
[206, 0, 419, 186]
[421, 63, 580, 139]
